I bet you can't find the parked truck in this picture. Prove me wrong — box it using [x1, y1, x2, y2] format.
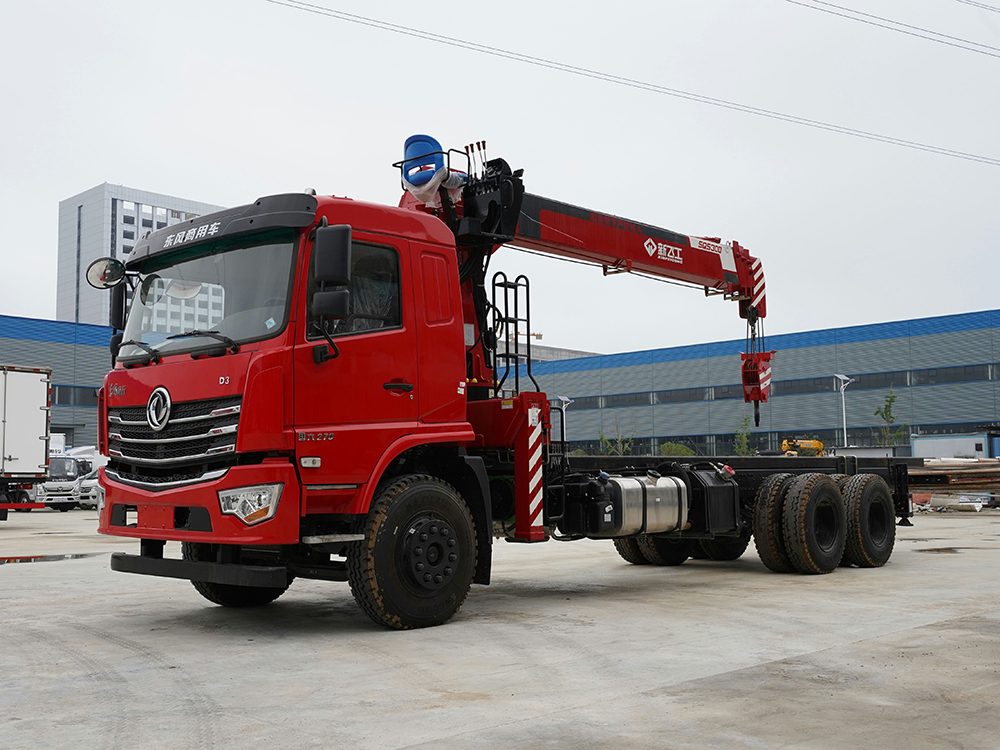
[0, 365, 51, 520]
[85, 136, 914, 628]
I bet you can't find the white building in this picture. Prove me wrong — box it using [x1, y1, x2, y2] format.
[57, 184, 222, 326]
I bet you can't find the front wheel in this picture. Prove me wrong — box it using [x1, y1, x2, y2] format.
[347, 474, 477, 629]
[182, 543, 290, 607]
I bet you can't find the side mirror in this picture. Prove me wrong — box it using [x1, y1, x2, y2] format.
[110, 284, 127, 330]
[86, 257, 126, 289]
[312, 290, 350, 320]
[314, 225, 352, 286]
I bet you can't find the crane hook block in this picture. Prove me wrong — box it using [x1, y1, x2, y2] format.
[741, 350, 774, 404]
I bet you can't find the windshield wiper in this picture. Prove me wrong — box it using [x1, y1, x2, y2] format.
[118, 340, 161, 364]
[167, 329, 240, 354]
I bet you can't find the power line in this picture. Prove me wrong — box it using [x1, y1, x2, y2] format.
[951, 0, 1000, 12]
[266, 0, 1000, 167]
[787, 0, 1000, 58]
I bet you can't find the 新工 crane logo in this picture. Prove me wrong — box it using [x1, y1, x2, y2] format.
[642, 237, 683, 264]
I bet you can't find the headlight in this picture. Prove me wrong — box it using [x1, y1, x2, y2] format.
[218, 484, 283, 526]
[37, 486, 46, 496]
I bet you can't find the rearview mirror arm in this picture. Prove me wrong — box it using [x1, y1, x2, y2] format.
[313, 320, 340, 364]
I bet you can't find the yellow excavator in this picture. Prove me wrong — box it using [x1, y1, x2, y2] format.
[781, 439, 825, 457]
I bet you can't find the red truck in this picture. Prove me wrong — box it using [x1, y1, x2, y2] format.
[87, 136, 911, 628]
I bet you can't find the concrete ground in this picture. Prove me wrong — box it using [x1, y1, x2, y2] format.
[2, 508, 999, 750]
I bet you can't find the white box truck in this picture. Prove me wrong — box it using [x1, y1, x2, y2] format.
[0, 365, 51, 519]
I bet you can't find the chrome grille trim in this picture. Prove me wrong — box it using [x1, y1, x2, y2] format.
[107, 396, 241, 485]
[109, 444, 235, 465]
[105, 467, 230, 490]
[109, 424, 237, 445]
[108, 404, 241, 426]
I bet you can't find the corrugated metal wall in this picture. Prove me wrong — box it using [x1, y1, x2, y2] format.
[0, 319, 112, 449]
[531, 313, 1000, 442]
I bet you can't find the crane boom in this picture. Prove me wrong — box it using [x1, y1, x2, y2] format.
[514, 193, 767, 319]
[395, 139, 774, 423]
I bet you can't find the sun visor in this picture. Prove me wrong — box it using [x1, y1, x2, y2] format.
[126, 193, 318, 269]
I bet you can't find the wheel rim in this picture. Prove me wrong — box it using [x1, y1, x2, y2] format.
[868, 499, 890, 545]
[814, 500, 839, 552]
[399, 515, 459, 594]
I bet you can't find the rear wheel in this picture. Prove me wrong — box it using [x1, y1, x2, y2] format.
[829, 474, 851, 491]
[182, 543, 290, 607]
[613, 537, 651, 565]
[752, 473, 796, 572]
[347, 474, 477, 629]
[699, 530, 751, 561]
[688, 543, 709, 560]
[782, 473, 846, 574]
[12, 490, 32, 512]
[842, 474, 895, 568]
[637, 535, 692, 566]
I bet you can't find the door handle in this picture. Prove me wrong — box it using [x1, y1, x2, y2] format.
[383, 382, 414, 393]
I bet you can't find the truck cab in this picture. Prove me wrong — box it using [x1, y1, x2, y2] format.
[95, 193, 475, 551]
[37, 455, 83, 511]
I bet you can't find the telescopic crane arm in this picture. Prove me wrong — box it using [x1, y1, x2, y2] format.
[396, 137, 774, 424]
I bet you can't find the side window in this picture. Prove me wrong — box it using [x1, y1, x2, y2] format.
[309, 242, 402, 338]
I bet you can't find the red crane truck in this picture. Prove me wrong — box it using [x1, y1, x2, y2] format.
[86, 136, 912, 628]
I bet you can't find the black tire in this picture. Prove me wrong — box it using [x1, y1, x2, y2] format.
[347, 474, 477, 629]
[689, 543, 709, 560]
[182, 542, 290, 607]
[842, 474, 896, 568]
[637, 535, 692, 565]
[613, 537, 650, 565]
[699, 530, 751, 561]
[829, 474, 851, 491]
[782, 473, 846, 574]
[752, 473, 796, 573]
[10, 491, 32, 512]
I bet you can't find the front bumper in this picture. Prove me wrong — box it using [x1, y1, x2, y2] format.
[110, 552, 290, 587]
[40, 492, 80, 505]
[98, 461, 301, 545]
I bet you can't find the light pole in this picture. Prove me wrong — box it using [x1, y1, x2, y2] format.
[556, 397, 574, 455]
[834, 374, 855, 448]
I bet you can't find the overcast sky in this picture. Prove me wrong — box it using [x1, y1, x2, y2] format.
[1, 0, 998, 355]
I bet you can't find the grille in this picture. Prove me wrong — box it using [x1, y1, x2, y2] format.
[107, 396, 241, 489]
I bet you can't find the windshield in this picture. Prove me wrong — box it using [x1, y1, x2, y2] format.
[119, 229, 297, 360]
[50, 457, 80, 480]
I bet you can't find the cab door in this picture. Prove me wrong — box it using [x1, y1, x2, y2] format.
[293, 233, 418, 487]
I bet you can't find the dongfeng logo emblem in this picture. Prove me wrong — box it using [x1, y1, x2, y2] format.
[146, 387, 172, 432]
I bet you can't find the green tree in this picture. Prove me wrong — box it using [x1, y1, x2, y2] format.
[598, 414, 635, 456]
[658, 441, 696, 457]
[598, 430, 634, 456]
[873, 388, 908, 446]
[733, 414, 753, 456]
